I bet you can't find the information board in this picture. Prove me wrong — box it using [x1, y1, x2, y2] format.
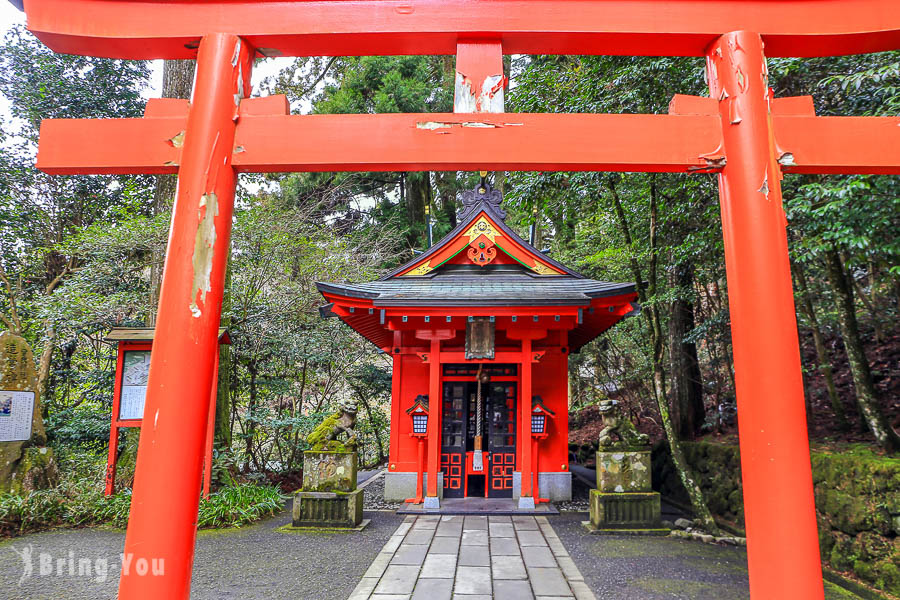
[119, 350, 151, 420]
[0, 390, 35, 442]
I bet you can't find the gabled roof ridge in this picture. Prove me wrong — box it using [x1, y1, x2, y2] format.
[379, 198, 583, 280]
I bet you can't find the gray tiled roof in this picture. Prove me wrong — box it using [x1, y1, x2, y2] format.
[317, 272, 634, 307]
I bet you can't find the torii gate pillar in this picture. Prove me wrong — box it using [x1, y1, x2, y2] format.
[708, 31, 823, 599]
[118, 32, 253, 599]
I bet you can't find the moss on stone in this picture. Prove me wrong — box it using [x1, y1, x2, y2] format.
[653, 440, 900, 597]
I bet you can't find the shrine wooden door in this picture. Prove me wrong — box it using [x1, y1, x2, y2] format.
[440, 379, 517, 498]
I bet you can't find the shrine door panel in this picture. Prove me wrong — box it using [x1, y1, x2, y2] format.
[440, 382, 466, 498]
[486, 382, 516, 498]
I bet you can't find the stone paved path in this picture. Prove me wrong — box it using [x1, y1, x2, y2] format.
[348, 514, 594, 600]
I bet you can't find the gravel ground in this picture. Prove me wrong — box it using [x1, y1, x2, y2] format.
[0, 505, 403, 600]
[362, 474, 401, 511]
[551, 511, 862, 600]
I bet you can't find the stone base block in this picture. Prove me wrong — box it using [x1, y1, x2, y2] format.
[596, 450, 651, 493]
[383, 472, 444, 502]
[589, 489, 661, 529]
[581, 521, 670, 536]
[303, 451, 357, 492]
[512, 472, 572, 502]
[292, 489, 363, 528]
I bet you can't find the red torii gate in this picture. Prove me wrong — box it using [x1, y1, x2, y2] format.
[19, 1, 900, 598]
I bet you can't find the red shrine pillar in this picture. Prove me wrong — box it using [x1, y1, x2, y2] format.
[118, 33, 253, 599]
[519, 338, 534, 507]
[419, 330, 453, 507]
[707, 32, 823, 599]
[509, 329, 544, 508]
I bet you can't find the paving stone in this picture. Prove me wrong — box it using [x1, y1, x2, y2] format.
[451, 595, 491, 600]
[511, 516, 539, 530]
[463, 516, 488, 530]
[490, 536, 521, 556]
[527, 567, 572, 597]
[375, 565, 421, 595]
[555, 555, 582, 581]
[436, 519, 464, 537]
[383, 534, 406, 553]
[391, 544, 429, 566]
[521, 545, 557, 568]
[454, 566, 492, 595]
[363, 551, 395, 578]
[405, 529, 436, 545]
[536, 597, 573, 600]
[569, 580, 597, 600]
[491, 554, 527, 580]
[429, 535, 460, 555]
[421, 554, 457, 578]
[494, 579, 536, 600]
[413, 519, 439, 531]
[489, 515, 512, 522]
[372, 595, 412, 600]
[548, 539, 568, 557]
[457, 544, 490, 567]
[348, 576, 380, 600]
[489, 522, 515, 537]
[517, 530, 548, 547]
[412, 577, 454, 600]
[461, 530, 487, 546]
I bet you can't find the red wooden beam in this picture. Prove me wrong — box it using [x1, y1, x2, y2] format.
[36, 109, 900, 176]
[22, 0, 900, 59]
[38, 112, 724, 174]
[774, 115, 900, 175]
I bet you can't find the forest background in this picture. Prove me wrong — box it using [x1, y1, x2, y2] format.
[0, 20, 897, 546]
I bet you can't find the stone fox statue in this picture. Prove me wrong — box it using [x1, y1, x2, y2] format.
[596, 399, 649, 449]
[307, 400, 359, 451]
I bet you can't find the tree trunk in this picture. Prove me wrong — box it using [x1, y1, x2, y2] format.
[791, 260, 847, 430]
[148, 59, 197, 323]
[405, 172, 429, 249]
[608, 177, 720, 534]
[215, 259, 233, 451]
[823, 247, 899, 453]
[36, 321, 56, 406]
[667, 263, 705, 439]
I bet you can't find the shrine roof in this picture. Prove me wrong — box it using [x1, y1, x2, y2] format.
[378, 182, 581, 280]
[317, 179, 636, 308]
[317, 271, 634, 307]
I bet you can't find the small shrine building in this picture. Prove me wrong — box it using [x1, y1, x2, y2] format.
[318, 182, 638, 508]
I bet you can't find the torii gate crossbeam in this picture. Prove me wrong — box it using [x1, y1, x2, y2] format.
[18, 1, 900, 599]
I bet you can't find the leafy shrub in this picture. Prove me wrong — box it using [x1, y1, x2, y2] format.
[0, 449, 284, 538]
[197, 484, 284, 529]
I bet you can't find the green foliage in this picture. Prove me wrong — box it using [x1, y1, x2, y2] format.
[0, 448, 284, 537]
[196, 484, 284, 529]
[654, 441, 900, 595]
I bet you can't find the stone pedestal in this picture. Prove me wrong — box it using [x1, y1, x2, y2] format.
[302, 450, 357, 492]
[596, 449, 651, 493]
[587, 448, 665, 534]
[292, 450, 363, 528]
[293, 489, 364, 527]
